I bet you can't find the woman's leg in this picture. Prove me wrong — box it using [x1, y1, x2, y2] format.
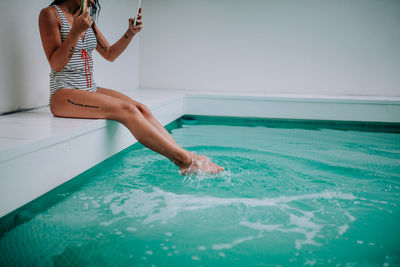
[50, 89, 224, 174]
[95, 88, 224, 173]
[96, 87, 178, 146]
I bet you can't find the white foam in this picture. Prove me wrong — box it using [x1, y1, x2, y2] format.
[99, 220, 114, 226]
[338, 224, 349, 235]
[239, 215, 324, 250]
[289, 214, 322, 249]
[107, 187, 356, 225]
[103, 192, 122, 204]
[304, 259, 317, 266]
[239, 221, 282, 231]
[103, 188, 356, 249]
[212, 236, 255, 250]
[344, 211, 356, 222]
[370, 199, 388, 204]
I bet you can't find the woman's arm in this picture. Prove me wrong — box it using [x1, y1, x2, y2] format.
[38, 7, 93, 72]
[93, 9, 143, 62]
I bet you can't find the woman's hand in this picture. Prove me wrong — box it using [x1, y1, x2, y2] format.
[71, 8, 93, 35]
[128, 8, 143, 35]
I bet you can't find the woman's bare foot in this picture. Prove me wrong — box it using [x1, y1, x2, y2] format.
[179, 152, 224, 175]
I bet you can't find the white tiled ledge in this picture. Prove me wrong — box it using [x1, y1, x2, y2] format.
[0, 90, 185, 163]
[182, 90, 400, 122]
[183, 90, 400, 103]
[1, 88, 399, 217]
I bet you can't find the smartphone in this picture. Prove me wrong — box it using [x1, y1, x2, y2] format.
[81, 0, 87, 14]
[133, 0, 142, 26]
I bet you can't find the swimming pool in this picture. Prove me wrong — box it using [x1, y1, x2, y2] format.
[1, 116, 399, 266]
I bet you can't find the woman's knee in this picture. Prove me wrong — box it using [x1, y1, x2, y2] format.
[136, 103, 153, 118]
[113, 102, 153, 122]
[115, 102, 141, 121]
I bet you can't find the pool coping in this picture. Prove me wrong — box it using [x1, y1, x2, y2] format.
[1, 89, 400, 217]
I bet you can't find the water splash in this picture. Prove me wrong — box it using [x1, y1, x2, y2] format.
[103, 187, 357, 249]
[178, 151, 224, 177]
[182, 169, 234, 187]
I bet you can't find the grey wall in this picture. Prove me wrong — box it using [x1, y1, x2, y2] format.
[140, 0, 400, 96]
[0, 0, 140, 114]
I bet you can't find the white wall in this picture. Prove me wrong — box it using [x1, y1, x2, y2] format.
[95, 0, 141, 92]
[1, 0, 399, 115]
[0, 0, 140, 114]
[140, 0, 400, 97]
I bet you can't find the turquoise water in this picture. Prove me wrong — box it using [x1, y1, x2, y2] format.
[1, 118, 400, 266]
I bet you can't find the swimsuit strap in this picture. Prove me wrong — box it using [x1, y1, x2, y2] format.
[53, 5, 69, 26]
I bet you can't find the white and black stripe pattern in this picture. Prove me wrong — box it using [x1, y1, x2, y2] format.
[49, 5, 98, 103]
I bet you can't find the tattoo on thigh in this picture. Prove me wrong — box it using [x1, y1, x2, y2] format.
[67, 99, 99, 109]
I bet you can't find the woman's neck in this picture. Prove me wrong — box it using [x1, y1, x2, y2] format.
[58, 1, 79, 15]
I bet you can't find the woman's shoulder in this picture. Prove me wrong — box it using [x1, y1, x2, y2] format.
[39, 6, 61, 26]
[40, 6, 58, 16]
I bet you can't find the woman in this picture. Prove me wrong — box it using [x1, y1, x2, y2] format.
[39, 0, 224, 174]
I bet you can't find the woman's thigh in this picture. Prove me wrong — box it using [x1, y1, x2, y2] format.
[50, 88, 129, 120]
[96, 87, 142, 106]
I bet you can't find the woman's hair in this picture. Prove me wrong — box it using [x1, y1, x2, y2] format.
[49, 0, 101, 22]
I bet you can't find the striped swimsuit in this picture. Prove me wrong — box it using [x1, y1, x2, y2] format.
[50, 5, 98, 102]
